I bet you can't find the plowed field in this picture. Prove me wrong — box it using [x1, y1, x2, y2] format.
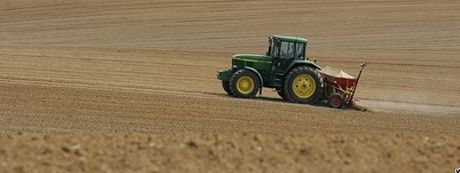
[1, 0, 459, 172]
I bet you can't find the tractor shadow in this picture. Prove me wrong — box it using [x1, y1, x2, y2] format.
[210, 92, 333, 108]
[253, 96, 288, 103]
[254, 96, 362, 110]
[210, 92, 284, 103]
[255, 96, 332, 108]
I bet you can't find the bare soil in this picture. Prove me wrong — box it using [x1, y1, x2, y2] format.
[0, 0, 459, 172]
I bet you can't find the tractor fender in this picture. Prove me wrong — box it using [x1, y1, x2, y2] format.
[243, 66, 264, 95]
[286, 60, 321, 73]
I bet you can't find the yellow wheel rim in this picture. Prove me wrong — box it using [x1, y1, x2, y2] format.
[292, 74, 316, 98]
[237, 76, 254, 94]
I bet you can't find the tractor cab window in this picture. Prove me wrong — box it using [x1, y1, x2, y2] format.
[280, 41, 295, 59]
[295, 43, 305, 59]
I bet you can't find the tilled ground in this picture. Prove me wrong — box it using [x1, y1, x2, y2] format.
[2, 133, 459, 173]
[0, 0, 460, 172]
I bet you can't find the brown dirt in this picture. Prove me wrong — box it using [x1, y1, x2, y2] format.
[1, 0, 460, 172]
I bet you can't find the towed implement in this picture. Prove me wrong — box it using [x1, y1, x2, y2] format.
[217, 35, 366, 109]
[319, 62, 367, 109]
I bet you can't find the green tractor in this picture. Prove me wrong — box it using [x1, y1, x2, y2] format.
[217, 35, 324, 104]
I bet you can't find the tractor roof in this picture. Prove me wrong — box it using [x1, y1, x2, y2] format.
[273, 35, 308, 43]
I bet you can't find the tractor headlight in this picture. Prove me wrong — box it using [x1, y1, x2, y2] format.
[232, 65, 237, 68]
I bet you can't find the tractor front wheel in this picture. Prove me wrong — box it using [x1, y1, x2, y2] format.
[283, 66, 323, 104]
[229, 69, 260, 98]
[222, 81, 232, 95]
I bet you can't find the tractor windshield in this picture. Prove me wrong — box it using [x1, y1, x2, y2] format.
[270, 39, 305, 59]
[280, 42, 295, 59]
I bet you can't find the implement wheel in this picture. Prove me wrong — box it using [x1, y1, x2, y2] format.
[283, 66, 323, 104]
[229, 69, 260, 98]
[328, 93, 344, 108]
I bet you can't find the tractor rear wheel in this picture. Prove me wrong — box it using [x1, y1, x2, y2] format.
[283, 66, 323, 104]
[222, 81, 232, 95]
[229, 69, 260, 98]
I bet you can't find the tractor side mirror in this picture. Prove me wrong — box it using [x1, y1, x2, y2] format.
[360, 62, 367, 68]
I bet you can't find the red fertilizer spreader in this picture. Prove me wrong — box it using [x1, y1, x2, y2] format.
[319, 62, 367, 109]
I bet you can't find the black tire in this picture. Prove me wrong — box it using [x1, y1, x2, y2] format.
[222, 81, 232, 95]
[229, 69, 260, 98]
[283, 66, 324, 104]
[328, 93, 344, 108]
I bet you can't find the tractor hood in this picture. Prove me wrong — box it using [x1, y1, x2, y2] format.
[232, 54, 272, 63]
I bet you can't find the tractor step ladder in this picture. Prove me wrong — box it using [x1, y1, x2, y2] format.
[272, 72, 284, 87]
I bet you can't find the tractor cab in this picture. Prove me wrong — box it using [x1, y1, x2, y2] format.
[267, 35, 308, 73]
